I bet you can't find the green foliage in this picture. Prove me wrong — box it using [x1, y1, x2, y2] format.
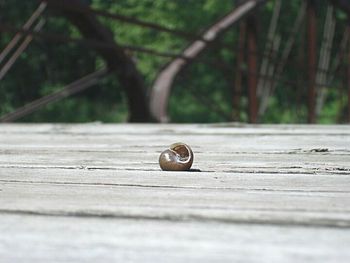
[0, 0, 348, 123]
[318, 88, 345, 124]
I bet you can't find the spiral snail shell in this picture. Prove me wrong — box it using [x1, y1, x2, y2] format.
[159, 142, 194, 171]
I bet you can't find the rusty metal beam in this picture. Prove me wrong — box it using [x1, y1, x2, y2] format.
[232, 21, 246, 121]
[48, 0, 151, 122]
[44, 0, 204, 43]
[0, 20, 45, 81]
[307, 0, 317, 123]
[0, 68, 108, 122]
[149, 0, 266, 122]
[247, 15, 258, 123]
[0, 2, 46, 64]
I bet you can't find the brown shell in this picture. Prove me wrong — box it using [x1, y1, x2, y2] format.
[159, 142, 194, 171]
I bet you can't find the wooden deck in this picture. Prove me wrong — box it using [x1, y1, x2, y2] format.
[0, 123, 350, 262]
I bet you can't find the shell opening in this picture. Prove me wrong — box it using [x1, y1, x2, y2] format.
[170, 143, 192, 164]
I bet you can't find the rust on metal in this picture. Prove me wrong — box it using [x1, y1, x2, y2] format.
[247, 14, 258, 123]
[149, 0, 265, 122]
[232, 21, 246, 121]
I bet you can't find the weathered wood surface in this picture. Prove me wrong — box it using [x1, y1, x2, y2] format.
[0, 123, 350, 262]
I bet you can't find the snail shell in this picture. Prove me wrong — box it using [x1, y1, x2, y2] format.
[159, 142, 194, 171]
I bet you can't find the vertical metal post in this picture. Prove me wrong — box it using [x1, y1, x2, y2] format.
[232, 21, 246, 121]
[307, 0, 317, 123]
[247, 15, 258, 123]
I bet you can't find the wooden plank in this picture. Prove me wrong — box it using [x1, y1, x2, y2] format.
[1, 147, 349, 164]
[1, 123, 350, 135]
[1, 214, 350, 263]
[1, 181, 349, 227]
[0, 123, 349, 261]
[2, 133, 350, 148]
[1, 125, 349, 155]
[0, 156, 349, 175]
[1, 168, 349, 192]
[1, 143, 349, 173]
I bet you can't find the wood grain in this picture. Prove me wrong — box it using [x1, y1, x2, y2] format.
[1, 214, 349, 263]
[0, 123, 349, 262]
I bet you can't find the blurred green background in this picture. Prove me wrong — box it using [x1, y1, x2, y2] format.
[0, 0, 348, 123]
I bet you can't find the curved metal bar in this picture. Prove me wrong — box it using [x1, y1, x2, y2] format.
[149, 0, 266, 122]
